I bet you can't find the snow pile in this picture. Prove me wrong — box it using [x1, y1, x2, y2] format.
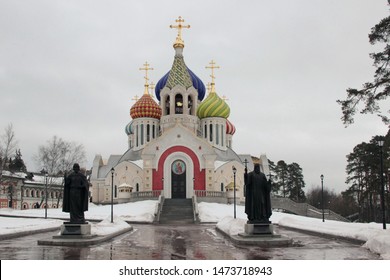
[364, 231, 390, 260]
[92, 215, 132, 236]
[216, 216, 246, 236]
[0, 217, 63, 235]
[0, 200, 159, 222]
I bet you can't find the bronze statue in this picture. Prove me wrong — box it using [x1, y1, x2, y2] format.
[62, 163, 89, 224]
[244, 163, 272, 224]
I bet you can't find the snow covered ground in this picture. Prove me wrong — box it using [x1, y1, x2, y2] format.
[0, 200, 389, 259]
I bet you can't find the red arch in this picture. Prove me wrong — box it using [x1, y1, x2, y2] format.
[152, 146, 205, 191]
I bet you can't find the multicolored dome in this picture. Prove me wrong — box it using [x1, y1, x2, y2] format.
[125, 121, 134, 135]
[130, 94, 162, 119]
[197, 91, 230, 119]
[155, 68, 206, 101]
[226, 119, 236, 135]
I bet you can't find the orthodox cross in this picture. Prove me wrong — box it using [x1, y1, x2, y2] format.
[170, 16, 190, 47]
[222, 95, 229, 101]
[205, 60, 220, 92]
[206, 82, 211, 93]
[149, 81, 156, 98]
[139, 61, 154, 95]
[132, 95, 139, 102]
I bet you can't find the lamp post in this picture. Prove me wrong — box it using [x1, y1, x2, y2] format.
[45, 173, 48, 219]
[232, 166, 237, 219]
[378, 139, 386, 230]
[320, 174, 324, 222]
[111, 168, 114, 223]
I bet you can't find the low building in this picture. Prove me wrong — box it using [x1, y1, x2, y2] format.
[0, 171, 64, 210]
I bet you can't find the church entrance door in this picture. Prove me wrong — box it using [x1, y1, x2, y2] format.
[171, 160, 186, 199]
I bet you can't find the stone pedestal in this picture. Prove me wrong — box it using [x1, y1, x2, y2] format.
[60, 223, 91, 236]
[244, 223, 273, 235]
[230, 222, 292, 247]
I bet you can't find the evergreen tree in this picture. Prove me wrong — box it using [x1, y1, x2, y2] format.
[273, 160, 289, 197]
[286, 162, 306, 202]
[345, 132, 389, 222]
[337, 12, 390, 125]
[9, 149, 27, 172]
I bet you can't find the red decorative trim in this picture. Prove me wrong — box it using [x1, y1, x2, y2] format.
[152, 146, 205, 191]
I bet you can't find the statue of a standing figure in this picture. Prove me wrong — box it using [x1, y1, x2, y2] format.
[62, 163, 89, 224]
[244, 163, 272, 224]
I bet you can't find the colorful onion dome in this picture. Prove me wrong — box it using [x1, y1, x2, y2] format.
[155, 68, 205, 102]
[197, 91, 230, 119]
[130, 94, 162, 119]
[226, 119, 236, 135]
[125, 121, 134, 135]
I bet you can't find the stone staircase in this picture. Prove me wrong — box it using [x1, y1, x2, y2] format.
[159, 199, 195, 224]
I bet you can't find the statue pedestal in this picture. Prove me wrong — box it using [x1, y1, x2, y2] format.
[230, 222, 291, 247]
[244, 223, 273, 235]
[60, 223, 91, 236]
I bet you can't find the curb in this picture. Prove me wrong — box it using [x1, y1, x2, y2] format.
[37, 227, 133, 246]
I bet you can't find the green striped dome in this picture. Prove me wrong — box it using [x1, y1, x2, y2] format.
[197, 91, 230, 119]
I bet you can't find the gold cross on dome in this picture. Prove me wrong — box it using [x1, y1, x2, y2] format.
[206, 60, 220, 92]
[222, 95, 229, 101]
[149, 81, 156, 98]
[170, 16, 190, 47]
[206, 82, 211, 93]
[139, 61, 154, 86]
[132, 95, 139, 102]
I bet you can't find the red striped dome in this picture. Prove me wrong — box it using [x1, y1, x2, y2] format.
[130, 94, 162, 119]
[226, 119, 236, 135]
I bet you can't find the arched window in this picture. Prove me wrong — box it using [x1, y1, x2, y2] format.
[204, 124, 207, 139]
[221, 183, 224, 192]
[209, 124, 213, 142]
[140, 124, 144, 145]
[175, 94, 183, 114]
[31, 190, 35, 197]
[147, 124, 150, 142]
[136, 183, 139, 192]
[152, 124, 155, 139]
[165, 96, 170, 115]
[136, 125, 139, 147]
[216, 124, 219, 145]
[188, 95, 193, 115]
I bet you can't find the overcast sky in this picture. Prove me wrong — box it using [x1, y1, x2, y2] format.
[1, 0, 389, 194]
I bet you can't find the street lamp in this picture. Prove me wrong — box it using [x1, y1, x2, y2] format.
[378, 138, 386, 230]
[44, 172, 48, 219]
[111, 167, 114, 223]
[232, 166, 237, 219]
[320, 174, 324, 222]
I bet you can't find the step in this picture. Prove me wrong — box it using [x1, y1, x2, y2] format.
[159, 199, 195, 224]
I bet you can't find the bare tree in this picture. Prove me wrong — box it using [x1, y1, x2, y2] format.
[35, 135, 86, 175]
[0, 123, 18, 171]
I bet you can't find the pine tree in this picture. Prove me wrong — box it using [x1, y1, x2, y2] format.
[337, 12, 390, 125]
[9, 149, 27, 172]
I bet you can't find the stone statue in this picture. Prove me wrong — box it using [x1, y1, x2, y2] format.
[244, 163, 272, 224]
[62, 163, 89, 224]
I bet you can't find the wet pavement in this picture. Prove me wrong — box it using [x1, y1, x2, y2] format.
[0, 224, 381, 260]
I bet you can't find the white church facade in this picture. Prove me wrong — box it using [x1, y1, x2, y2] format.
[90, 17, 269, 204]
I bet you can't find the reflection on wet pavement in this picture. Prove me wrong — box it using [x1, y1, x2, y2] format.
[0, 224, 381, 260]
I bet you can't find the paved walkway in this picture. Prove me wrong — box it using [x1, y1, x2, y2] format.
[0, 224, 381, 260]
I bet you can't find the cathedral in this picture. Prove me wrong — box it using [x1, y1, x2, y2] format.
[90, 17, 269, 204]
